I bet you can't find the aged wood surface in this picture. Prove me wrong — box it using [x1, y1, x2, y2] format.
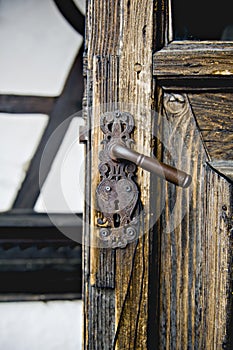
[153, 42, 233, 77]
[188, 93, 233, 162]
[159, 92, 233, 349]
[209, 161, 233, 182]
[83, 0, 233, 348]
[83, 1, 155, 349]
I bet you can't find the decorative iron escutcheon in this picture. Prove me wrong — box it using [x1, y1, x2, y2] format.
[96, 111, 140, 249]
[96, 110, 192, 248]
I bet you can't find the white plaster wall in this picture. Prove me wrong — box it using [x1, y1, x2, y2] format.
[0, 113, 48, 211]
[0, 0, 85, 212]
[0, 300, 82, 350]
[0, 0, 83, 96]
[0, 3, 84, 348]
[35, 117, 85, 214]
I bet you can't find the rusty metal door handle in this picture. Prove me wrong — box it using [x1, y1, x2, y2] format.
[95, 110, 192, 248]
[109, 142, 192, 188]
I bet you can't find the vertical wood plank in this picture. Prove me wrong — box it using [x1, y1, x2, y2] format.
[83, 1, 155, 349]
[115, 1, 154, 349]
[160, 92, 232, 349]
[83, 1, 121, 348]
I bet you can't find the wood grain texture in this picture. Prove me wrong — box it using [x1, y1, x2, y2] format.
[188, 93, 233, 161]
[188, 93, 233, 131]
[153, 42, 233, 77]
[160, 92, 232, 349]
[116, 1, 154, 346]
[84, 1, 233, 349]
[82, 1, 123, 346]
[83, 1, 155, 349]
[209, 161, 233, 182]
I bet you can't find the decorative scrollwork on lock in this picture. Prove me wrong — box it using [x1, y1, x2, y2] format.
[96, 110, 140, 248]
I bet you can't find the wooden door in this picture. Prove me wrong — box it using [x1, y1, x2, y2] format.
[82, 1, 233, 349]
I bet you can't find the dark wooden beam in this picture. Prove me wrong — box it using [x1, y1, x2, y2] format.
[0, 95, 55, 114]
[13, 45, 84, 208]
[0, 210, 82, 300]
[0, 211, 82, 228]
[0, 293, 81, 302]
[153, 42, 233, 78]
[54, 0, 85, 36]
[0, 227, 82, 300]
[0, 211, 82, 245]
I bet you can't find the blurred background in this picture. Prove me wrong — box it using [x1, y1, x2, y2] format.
[0, 1, 85, 349]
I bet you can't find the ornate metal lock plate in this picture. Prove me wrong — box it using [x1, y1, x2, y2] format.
[95, 110, 192, 248]
[96, 111, 140, 248]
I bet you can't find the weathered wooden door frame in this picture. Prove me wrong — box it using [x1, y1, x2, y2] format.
[153, 2, 233, 347]
[82, 0, 233, 349]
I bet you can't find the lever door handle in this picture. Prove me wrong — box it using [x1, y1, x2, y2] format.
[95, 110, 192, 248]
[109, 142, 192, 188]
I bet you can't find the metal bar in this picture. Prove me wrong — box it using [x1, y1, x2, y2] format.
[109, 142, 192, 188]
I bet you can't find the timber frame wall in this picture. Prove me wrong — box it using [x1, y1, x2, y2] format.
[83, 1, 233, 349]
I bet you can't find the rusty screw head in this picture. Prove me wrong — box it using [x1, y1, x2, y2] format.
[100, 228, 110, 239]
[127, 229, 134, 236]
[126, 227, 136, 238]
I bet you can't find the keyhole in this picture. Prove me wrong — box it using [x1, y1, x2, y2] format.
[113, 200, 120, 228]
[113, 213, 120, 228]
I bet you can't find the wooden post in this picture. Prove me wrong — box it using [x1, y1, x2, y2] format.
[83, 1, 155, 349]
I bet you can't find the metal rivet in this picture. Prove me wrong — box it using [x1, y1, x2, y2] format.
[126, 186, 131, 192]
[100, 229, 110, 238]
[105, 186, 111, 192]
[126, 227, 136, 237]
